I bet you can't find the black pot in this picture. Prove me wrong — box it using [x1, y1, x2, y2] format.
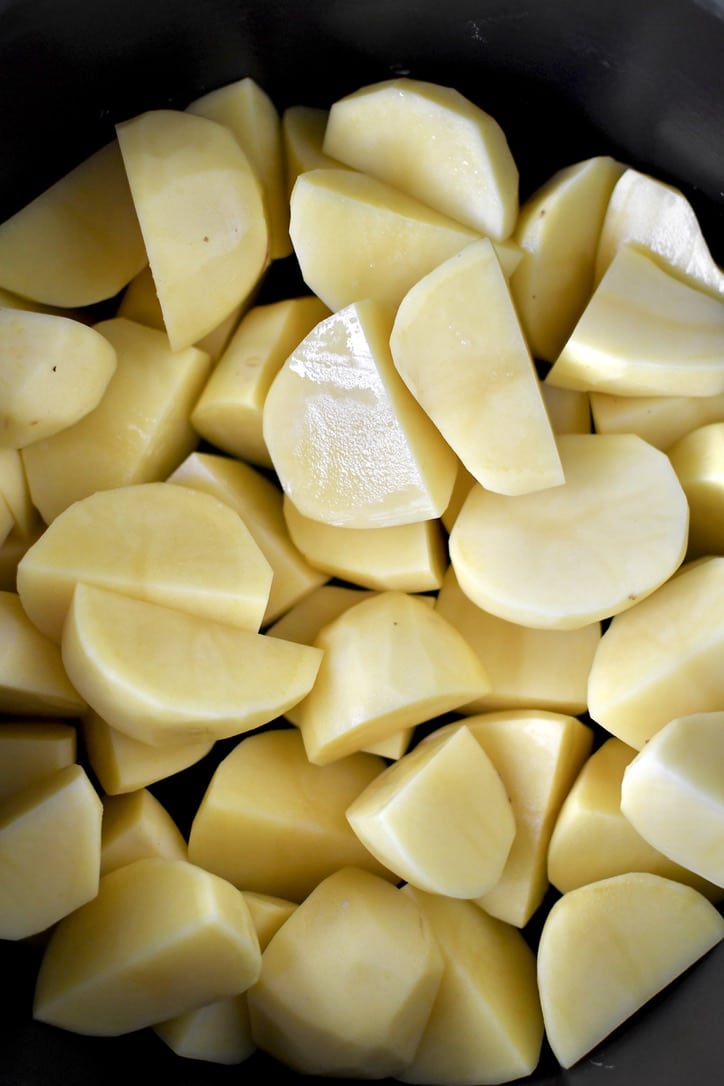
[1, 1, 722, 1084]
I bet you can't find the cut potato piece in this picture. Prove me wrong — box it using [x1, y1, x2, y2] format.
[167, 451, 328, 626]
[621, 713, 724, 888]
[450, 433, 688, 629]
[62, 583, 322, 747]
[0, 308, 117, 449]
[281, 105, 345, 195]
[296, 590, 491, 765]
[282, 494, 447, 593]
[289, 168, 480, 312]
[435, 566, 600, 715]
[33, 856, 261, 1035]
[390, 238, 563, 495]
[324, 78, 518, 240]
[546, 244, 724, 397]
[346, 724, 515, 899]
[587, 557, 724, 748]
[399, 889, 543, 1085]
[188, 728, 395, 902]
[242, 892, 297, 950]
[17, 481, 273, 641]
[263, 300, 458, 528]
[547, 737, 722, 901]
[0, 448, 37, 537]
[0, 721, 77, 803]
[266, 584, 376, 646]
[155, 995, 254, 1066]
[540, 383, 592, 435]
[0, 520, 44, 592]
[0, 140, 147, 307]
[0, 764, 102, 940]
[191, 296, 330, 469]
[116, 109, 268, 350]
[537, 872, 724, 1068]
[100, 788, 187, 876]
[668, 421, 724, 559]
[82, 709, 213, 796]
[433, 711, 593, 927]
[511, 156, 623, 362]
[246, 866, 444, 1078]
[188, 77, 290, 260]
[595, 167, 724, 295]
[21, 318, 213, 523]
[590, 389, 724, 451]
[0, 590, 85, 716]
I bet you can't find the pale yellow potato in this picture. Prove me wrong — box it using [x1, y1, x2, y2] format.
[435, 566, 600, 715]
[282, 494, 448, 593]
[324, 77, 518, 239]
[296, 590, 491, 765]
[0, 590, 85, 716]
[188, 728, 394, 902]
[188, 77, 291, 259]
[450, 433, 688, 630]
[191, 295, 330, 469]
[346, 725, 515, 899]
[587, 556, 724, 748]
[546, 244, 724, 397]
[82, 708, 213, 796]
[0, 286, 76, 315]
[17, 481, 273, 641]
[116, 109, 269, 350]
[155, 995, 254, 1066]
[432, 711, 593, 926]
[21, 318, 213, 523]
[547, 736, 722, 901]
[0, 140, 147, 307]
[621, 713, 724, 888]
[540, 383, 592, 434]
[168, 451, 327, 626]
[511, 156, 623, 362]
[289, 167, 480, 312]
[33, 856, 261, 1035]
[242, 891, 297, 950]
[590, 389, 724, 450]
[246, 865, 444, 1077]
[281, 105, 346, 195]
[667, 421, 724, 559]
[0, 520, 44, 592]
[441, 461, 476, 534]
[0, 448, 36, 536]
[537, 872, 724, 1068]
[0, 763, 102, 939]
[117, 264, 244, 361]
[62, 583, 322, 747]
[595, 166, 724, 295]
[390, 238, 563, 496]
[398, 889, 543, 1085]
[100, 788, 188, 876]
[0, 721, 76, 803]
[263, 300, 458, 528]
[0, 308, 117, 449]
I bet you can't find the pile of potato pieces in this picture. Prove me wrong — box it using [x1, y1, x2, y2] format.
[0, 73, 724, 1081]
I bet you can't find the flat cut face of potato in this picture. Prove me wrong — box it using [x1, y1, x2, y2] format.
[0, 590, 85, 717]
[116, 109, 269, 351]
[0, 721, 77, 803]
[667, 421, 724, 559]
[323, 77, 519, 240]
[450, 432, 688, 630]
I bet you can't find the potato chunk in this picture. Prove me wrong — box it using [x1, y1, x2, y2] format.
[0, 764, 102, 939]
[399, 889, 543, 1085]
[116, 109, 269, 350]
[667, 421, 724, 559]
[188, 728, 394, 901]
[33, 857, 261, 1035]
[0, 140, 147, 307]
[537, 872, 724, 1068]
[390, 238, 563, 496]
[263, 299, 457, 528]
[323, 77, 518, 239]
[0, 308, 117, 449]
[621, 713, 724, 888]
[0, 590, 85, 716]
[0, 720, 76, 803]
[450, 433, 688, 629]
[100, 788, 187, 876]
[346, 725, 515, 899]
[61, 583, 322, 747]
[17, 481, 273, 641]
[590, 389, 724, 450]
[246, 866, 444, 1077]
